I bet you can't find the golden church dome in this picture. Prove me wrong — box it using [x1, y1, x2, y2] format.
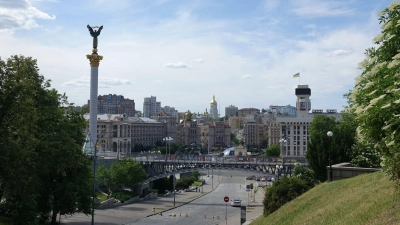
[184, 110, 192, 120]
[210, 95, 217, 105]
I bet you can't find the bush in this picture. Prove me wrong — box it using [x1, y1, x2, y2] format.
[263, 177, 311, 216]
[112, 190, 137, 202]
[149, 189, 158, 193]
[176, 176, 197, 190]
[292, 163, 320, 187]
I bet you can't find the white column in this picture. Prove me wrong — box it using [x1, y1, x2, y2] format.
[89, 66, 99, 144]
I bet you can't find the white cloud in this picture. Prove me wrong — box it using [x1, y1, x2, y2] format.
[62, 76, 132, 88]
[0, 0, 56, 34]
[240, 74, 253, 78]
[163, 62, 192, 69]
[291, 1, 354, 18]
[326, 49, 353, 57]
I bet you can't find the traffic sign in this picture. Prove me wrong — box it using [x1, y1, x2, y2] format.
[246, 189, 250, 192]
[224, 196, 229, 202]
[246, 185, 250, 189]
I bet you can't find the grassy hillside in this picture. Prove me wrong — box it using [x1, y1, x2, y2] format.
[250, 172, 400, 225]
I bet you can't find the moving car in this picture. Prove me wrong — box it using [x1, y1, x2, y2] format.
[231, 199, 242, 207]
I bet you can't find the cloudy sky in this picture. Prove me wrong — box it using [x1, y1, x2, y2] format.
[0, 0, 394, 116]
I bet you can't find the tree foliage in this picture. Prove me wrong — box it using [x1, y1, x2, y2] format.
[175, 176, 197, 190]
[97, 159, 147, 192]
[0, 55, 92, 224]
[347, 1, 400, 181]
[231, 133, 240, 145]
[292, 163, 319, 187]
[263, 176, 310, 216]
[265, 144, 280, 157]
[306, 115, 337, 181]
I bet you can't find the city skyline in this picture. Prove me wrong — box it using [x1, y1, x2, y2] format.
[0, 0, 393, 114]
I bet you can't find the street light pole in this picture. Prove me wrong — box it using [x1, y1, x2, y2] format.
[327, 131, 333, 182]
[276, 164, 282, 179]
[173, 145, 187, 206]
[212, 169, 213, 189]
[279, 138, 287, 177]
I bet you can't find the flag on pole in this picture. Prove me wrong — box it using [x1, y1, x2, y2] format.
[293, 73, 300, 78]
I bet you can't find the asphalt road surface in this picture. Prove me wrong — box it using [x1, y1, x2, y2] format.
[60, 170, 267, 225]
[128, 170, 261, 225]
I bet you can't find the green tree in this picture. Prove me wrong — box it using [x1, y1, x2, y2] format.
[97, 165, 117, 192]
[231, 133, 240, 145]
[98, 159, 147, 192]
[292, 163, 319, 187]
[350, 139, 381, 168]
[333, 112, 358, 163]
[347, 1, 400, 181]
[263, 176, 310, 216]
[0, 55, 92, 224]
[306, 115, 336, 181]
[265, 144, 280, 157]
[191, 171, 201, 180]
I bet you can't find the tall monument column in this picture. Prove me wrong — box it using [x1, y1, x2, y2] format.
[86, 25, 103, 145]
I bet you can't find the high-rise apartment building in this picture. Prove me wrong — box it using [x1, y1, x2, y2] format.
[89, 94, 135, 117]
[161, 105, 178, 120]
[143, 96, 161, 118]
[225, 105, 238, 117]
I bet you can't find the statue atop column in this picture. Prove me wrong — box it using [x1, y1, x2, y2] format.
[87, 24, 103, 54]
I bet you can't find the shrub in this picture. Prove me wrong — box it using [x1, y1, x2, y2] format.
[292, 163, 320, 187]
[263, 177, 310, 216]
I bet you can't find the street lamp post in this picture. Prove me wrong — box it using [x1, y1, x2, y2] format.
[279, 138, 287, 176]
[173, 145, 188, 206]
[276, 164, 283, 179]
[327, 131, 333, 182]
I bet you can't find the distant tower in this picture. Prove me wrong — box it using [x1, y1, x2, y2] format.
[210, 95, 218, 119]
[295, 85, 311, 118]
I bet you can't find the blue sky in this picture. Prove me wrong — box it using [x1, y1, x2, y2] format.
[0, 0, 395, 115]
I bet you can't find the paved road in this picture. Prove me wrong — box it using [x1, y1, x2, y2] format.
[130, 170, 266, 225]
[60, 170, 267, 225]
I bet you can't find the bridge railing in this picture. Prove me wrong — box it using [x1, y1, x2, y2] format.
[114, 153, 307, 165]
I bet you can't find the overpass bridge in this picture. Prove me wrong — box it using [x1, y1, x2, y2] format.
[97, 153, 308, 183]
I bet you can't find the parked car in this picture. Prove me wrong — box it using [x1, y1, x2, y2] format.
[261, 177, 266, 181]
[255, 177, 260, 181]
[231, 199, 242, 207]
[266, 177, 272, 182]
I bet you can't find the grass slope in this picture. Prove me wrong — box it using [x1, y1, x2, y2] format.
[250, 172, 400, 225]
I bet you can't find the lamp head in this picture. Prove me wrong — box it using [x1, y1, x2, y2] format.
[327, 131, 333, 137]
